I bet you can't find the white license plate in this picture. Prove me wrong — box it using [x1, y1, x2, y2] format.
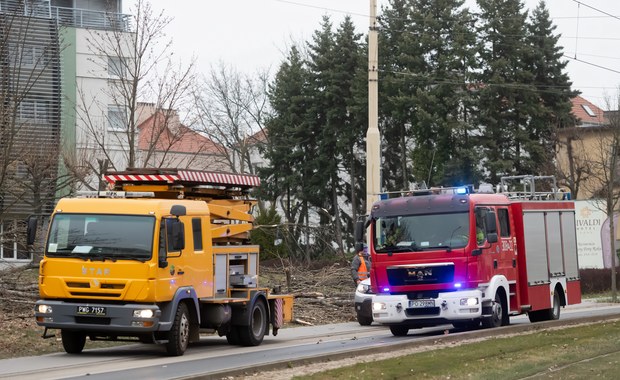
[77, 306, 107, 316]
[408, 299, 434, 308]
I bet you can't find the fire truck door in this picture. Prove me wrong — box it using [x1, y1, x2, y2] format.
[495, 207, 517, 280]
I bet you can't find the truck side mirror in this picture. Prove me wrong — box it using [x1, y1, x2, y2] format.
[487, 232, 498, 244]
[26, 216, 38, 245]
[354, 220, 364, 243]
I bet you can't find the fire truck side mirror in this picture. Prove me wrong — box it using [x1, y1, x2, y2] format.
[485, 212, 497, 234]
[26, 216, 38, 245]
[354, 220, 365, 243]
[487, 232, 498, 244]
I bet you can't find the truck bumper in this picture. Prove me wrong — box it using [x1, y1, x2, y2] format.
[34, 300, 168, 333]
[371, 289, 483, 325]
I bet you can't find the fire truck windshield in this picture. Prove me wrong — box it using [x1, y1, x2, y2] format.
[374, 212, 470, 252]
[45, 214, 155, 262]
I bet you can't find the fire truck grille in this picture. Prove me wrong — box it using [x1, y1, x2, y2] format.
[387, 265, 454, 286]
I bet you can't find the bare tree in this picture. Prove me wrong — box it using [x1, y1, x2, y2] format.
[577, 92, 620, 302]
[69, 0, 197, 190]
[192, 62, 271, 174]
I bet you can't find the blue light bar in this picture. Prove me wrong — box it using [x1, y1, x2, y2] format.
[382, 287, 390, 292]
[454, 282, 462, 288]
[455, 187, 467, 195]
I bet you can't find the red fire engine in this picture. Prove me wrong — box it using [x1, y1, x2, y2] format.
[355, 175, 581, 336]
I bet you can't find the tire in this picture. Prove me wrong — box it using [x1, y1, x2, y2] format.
[61, 330, 86, 354]
[389, 325, 409, 336]
[482, 292, 505, 328]
[238, 299, 268, 346]
[357, 314, 373, 326]
[166, 302, 190, 356]
[529, 291, 561, 323]
[226, 326, 241, 345]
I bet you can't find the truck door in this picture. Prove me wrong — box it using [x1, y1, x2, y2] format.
[474, 207, 506, 283]
[496, 207, 518, 282]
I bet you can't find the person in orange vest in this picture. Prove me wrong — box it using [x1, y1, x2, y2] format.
[351, 245, 371, 285]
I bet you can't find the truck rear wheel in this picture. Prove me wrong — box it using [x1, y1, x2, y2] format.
[389, 325, 409, 336]
[529, 291, 561, 323]
[238, 299, 267, 346]
[61, 330, 86, 354]
[166, 302, 190, 356]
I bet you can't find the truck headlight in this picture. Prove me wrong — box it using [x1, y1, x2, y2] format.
[460, 297, 478, 306]
[37, 304, 53, 314]
[372, 302, 386, 311]
[133, 309, 155, 318]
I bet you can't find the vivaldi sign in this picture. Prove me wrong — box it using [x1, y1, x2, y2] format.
[574, 200, 606, 269]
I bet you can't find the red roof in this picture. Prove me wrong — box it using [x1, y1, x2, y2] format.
[137, 110, 224, 155]
[571, 96, 606, 126]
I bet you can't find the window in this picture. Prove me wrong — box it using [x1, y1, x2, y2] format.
[19, 99, 48, 123]
[0, 220, 30, 261]
[108, 56, 126, 78]
[498, 209, 510, 237]
[107, 105, 126, 131]
[192, 218, 203, 251]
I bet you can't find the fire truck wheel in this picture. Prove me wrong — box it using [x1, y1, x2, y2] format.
[550, 291, 561, 320]
[482, 293, 505, 328]
[61, 330, 86, 354]
[166, 302, 190, 356]
[389, 325, 409, 336]
[239, 299, 267, 346]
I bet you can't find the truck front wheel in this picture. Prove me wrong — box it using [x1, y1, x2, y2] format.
[239, 299, 267, 346]
[482, 293, 506, 328]
[166, 302, 190, 356]
[61, 330, 86, 354]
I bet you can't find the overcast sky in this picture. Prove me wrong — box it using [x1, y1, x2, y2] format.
[126, 0, 620, 109]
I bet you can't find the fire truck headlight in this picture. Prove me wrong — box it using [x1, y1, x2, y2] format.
[133, 309, 155, 319]
[372, 302, 386, 311]
[460, 297, 478, 306]
[37, 304, 53, 314]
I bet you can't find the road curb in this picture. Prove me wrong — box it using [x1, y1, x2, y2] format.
[183, 312, 620, 379]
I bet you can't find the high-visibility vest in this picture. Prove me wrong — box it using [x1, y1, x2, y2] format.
[357, 254, 369, 280]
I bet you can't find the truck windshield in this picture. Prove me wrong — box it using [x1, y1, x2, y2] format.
[374, 212, 470, 252]
[46, 214, 155, 261]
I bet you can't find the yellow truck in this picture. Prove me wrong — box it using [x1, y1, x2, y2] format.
[32, 168, 293, 356]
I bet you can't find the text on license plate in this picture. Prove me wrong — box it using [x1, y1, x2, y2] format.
[409, 300, 434, 308]
[77, 306, 107, 316]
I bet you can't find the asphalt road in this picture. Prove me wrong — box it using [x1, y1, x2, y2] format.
[2, 301, 619, 380]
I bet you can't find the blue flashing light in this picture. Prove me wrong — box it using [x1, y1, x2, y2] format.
[380, 193, 389, 200]
[455, 187, 467, 195]
[382, 287, 390, 292]
[454, 282, 462, 288]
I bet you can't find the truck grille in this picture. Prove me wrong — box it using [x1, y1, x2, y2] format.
[387, 264, 454, 286]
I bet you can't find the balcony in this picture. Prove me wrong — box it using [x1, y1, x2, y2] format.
[51, 6, 132, 31]
[0, 1, 132, 31]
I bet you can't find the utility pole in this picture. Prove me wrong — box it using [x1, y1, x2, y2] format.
[366, 0, 381, 214]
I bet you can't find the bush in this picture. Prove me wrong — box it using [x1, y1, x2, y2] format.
[579, 268, 620, 294]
